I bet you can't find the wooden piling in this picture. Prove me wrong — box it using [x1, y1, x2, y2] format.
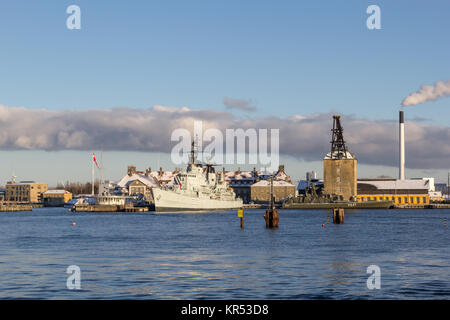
[333, 208, 344, 224]
[264, 176, 279, 228]
[264, 208, 279, 228]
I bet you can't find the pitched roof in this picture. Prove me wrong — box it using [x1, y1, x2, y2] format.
[252, 180, 295, 187]
[357, 179, 429, 190]
[44, 190, 70, 194]
[117, 173, 159, 188]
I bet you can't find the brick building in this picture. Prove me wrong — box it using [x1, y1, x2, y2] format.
[250, 179, 296, 203]
[225, 165, 295, 204]
[6, 181, 48, 203]
[323, 115, 357, 201]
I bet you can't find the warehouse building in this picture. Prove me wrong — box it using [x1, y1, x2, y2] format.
[250, 179, 296, 203]
[356, 179, 430, 205]
[43, 190, 73, 207]
[226, 165, 296, 203]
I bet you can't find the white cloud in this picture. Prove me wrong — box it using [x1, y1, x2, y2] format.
[0, 104, 449, 169]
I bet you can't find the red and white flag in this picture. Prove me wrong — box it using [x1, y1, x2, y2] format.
[92, 152, 100, 168]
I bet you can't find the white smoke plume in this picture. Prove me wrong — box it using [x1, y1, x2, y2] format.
[402, 80, 450, 106]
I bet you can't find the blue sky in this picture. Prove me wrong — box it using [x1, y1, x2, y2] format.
[0, 0, 449, 185]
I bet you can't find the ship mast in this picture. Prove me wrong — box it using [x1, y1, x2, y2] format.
[189, 140, 196, 165]
[270, 175, 274, 210]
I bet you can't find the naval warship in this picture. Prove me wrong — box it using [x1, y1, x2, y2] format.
[152, 141, 243, 212]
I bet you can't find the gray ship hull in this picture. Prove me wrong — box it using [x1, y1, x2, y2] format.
[153, 188, 243, 212]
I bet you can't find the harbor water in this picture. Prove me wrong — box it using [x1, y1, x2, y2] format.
[0, 208, 448, 299]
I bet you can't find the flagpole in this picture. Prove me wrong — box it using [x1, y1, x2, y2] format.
[92, 152, 95, 195]
[100, 147, 103, 194]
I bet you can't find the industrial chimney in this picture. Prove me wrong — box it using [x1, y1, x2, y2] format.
[399, 110, 405, 180]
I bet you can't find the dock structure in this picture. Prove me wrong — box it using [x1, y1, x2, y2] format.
[123, 206, 149, 212]
[72, 204, 149, 213]
[0, 204, 33, 212]
[394, 203, 450, 209]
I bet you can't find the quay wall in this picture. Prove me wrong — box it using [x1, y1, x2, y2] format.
[0, 204, 33, 212]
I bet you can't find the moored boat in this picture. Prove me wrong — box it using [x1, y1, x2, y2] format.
[152, 141, 243, 212]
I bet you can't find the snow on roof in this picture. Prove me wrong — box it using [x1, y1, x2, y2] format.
[117, 173, 159, 188]
[275, 171, 287, 179]
[225, 170, 260, 181]
[358, 179, 429, 190]
[8, 181, 43, 186]
[297, 180, 323, 190]
[149, 171, 176, 181]
[324, 151, 355, 160]
[252, 180, 295, 187]
[44, 190, 69, 194]
[297, 180, 309, 190]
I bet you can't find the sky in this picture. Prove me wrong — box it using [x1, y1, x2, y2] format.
[0, 0, 449, 186]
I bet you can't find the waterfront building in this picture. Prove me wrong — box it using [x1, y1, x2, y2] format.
[225, 165, 295, 203]
[114, 166, 179, 201]
[356, 179, 430, 205]
[250, 165, 296, 203]
[250, 179, 296, 203]
[42, 190, 73, 207]
[5, 181, 48, 203]
[225, 167, 260, 203]
[96, 195, 128, 206]
[115, 166, 159, 201]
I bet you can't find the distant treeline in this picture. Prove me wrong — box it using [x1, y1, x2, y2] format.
[56, 181, 100, 196]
